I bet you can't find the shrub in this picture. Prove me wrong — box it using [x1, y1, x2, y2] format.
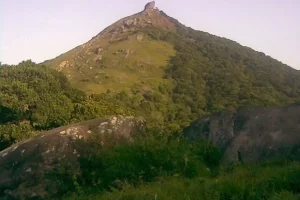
[49, 129, 220, 197]
[0, 121, 36, 150]
[60, 161, 300, 200]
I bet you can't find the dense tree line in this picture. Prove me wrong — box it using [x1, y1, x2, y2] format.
[0, 61, 132, 150]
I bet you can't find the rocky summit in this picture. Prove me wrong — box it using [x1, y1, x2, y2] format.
[144, 1, 156, 11]
[43, 1, 176, 93]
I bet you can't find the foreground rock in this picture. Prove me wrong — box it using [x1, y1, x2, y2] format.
[0, 116, 145, 199]
[184, 104, 300, 164]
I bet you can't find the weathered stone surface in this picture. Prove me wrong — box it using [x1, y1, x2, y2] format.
[184, 104, 300, 164]
[95, 1, 175, 39]
[144, 1, 155, 11]
[137, 34, 143, 41]
[56, 60, 69, 72]
[93, 54, 103, 62]
[94, 47, 103, 54]
[0, 116, 145, 199]
[124, 19, 135, 26]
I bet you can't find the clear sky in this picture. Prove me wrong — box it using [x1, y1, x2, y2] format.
[0, 0, 299, 69]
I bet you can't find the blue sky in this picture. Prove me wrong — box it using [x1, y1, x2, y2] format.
[0, 0, 299, 69]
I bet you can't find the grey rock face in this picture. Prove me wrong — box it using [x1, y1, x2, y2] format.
[144, 1, 155, 11]
[184, 104, 300, 164]
[0, 116, 145, 199]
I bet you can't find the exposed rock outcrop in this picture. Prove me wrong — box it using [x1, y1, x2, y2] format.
[93, 1, 174, 39]
[144, 1, 155, 12]
[56, 60, 69, 72]
[136, 34, 143, 41]
[184, 104, 300, 164]
[0, 116, 145, 199]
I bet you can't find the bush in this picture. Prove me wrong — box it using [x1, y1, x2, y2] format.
[59, 161, 300, 200]
[49, 129, 220, 197]
[0, 121, 36, 150]
[214, 162, 300, 200]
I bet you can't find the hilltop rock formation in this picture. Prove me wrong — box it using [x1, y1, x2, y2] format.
[42, 0, 176, 93]
[184, 104, 300, 164]
[0, 116, 145, 200]
[144, 1, 155, 12]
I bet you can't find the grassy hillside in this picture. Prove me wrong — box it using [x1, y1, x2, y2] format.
[42, 10, 300, 128]
[44, 9, 176, 94]
[46, 33, 175, 93]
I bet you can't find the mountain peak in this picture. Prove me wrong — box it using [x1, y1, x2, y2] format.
[90, 2, 174, 39]
[43, 1, 177, 91]
[144, 1, 156, 12]
[75, 2, 176, 52]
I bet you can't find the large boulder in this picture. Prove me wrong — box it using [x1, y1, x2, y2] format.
[184, 104, 300, 164]
[0, 116, 145, 199]
[144, 1, 155, 11]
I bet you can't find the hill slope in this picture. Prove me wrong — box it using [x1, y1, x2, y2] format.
[44, 5, 176, 93]
[43, 1, 300, 126]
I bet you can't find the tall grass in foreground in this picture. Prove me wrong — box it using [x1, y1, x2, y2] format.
[49, 130, 300, 200]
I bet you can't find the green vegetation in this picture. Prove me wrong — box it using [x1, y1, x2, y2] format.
[47, 130, 300, 200]
[61, 171, 300, 200]
[1, 10, 300, 200]
[43, 12, 300, 128]
[0, 61, 132, 150]
[45, 33, 176, 94]
[89, 25, 300, 127]
[48, 130, 219, 196]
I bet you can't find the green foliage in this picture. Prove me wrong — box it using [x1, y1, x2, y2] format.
[0, 61, 75, 128]
[3, 61, 299, 200]
[59, 161, 300, 200]
[2, 13, 300, 200]
[80, 25, 300, 128]
[41, 15, 300, 129]
[269, 191, 299, 200]
[50, 131, 298, 200]
[71, 98, 133, 123]
[48, 130, 220, 197]
[0, 121, 36, 150]
[213, 163, 300, 200]
[158, 24, 300, 122]
[30, 93, 74, 128]
[0, 61, 133, 150]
